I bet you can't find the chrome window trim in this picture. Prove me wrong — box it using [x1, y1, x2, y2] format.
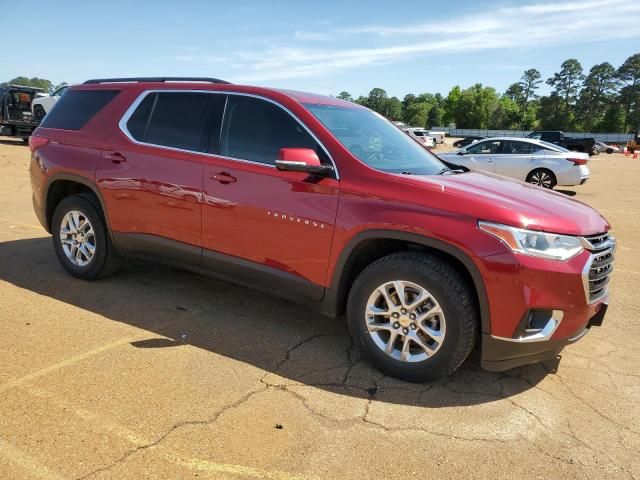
[117, 89, 339, 179]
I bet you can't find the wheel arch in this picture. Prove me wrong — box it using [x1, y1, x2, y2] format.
[328, 230, 491, 334]
[44, 174, 110, 234]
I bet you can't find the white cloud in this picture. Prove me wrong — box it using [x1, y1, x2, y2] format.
[177, 0, 640, 83]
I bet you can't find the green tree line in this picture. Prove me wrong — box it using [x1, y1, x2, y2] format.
[0, 77, 68, 94]
[337, 53, 640, 133]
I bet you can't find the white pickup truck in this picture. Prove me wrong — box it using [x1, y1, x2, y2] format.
[403, 128, 436, 149]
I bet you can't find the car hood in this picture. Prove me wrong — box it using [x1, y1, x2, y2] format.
[404, 171, 609, 236]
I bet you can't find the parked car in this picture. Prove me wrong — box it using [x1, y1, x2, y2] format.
[440, 137, 589, 188]
[595, 141, 620, 154]
[29, 77, 613, 381]
[31, 85, 69, 123]
[403, 127, 436, 148]
[453, 136, 486, 148]
[526, 131, 597, 156]
[0, 84, 43, 142]
[427, 131, 446, 144]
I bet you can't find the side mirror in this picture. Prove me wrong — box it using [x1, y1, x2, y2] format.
[275, 148, 334, 176]
[457, 148, 467, 155]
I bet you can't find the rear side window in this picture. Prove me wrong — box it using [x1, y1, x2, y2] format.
[40, 90, 119, 130]
[503, 140, 543, 154]
[125, 92, 225, 153]
[221, 96, 325, 166]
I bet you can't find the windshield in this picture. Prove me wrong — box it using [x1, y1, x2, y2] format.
[304, 104, 446, 175]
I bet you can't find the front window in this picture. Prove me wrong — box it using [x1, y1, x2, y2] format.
[467, 140, 502, 154]
[304, 104, 446, 175]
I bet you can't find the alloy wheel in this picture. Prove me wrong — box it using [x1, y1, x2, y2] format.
[365, 280, 446, 362]
[60, 210, 96, 266]
[529, 171, 553, 188]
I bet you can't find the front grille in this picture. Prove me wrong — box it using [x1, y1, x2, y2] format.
[581, 232, 615, 303]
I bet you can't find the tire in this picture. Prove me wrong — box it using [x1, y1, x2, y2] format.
[51, 194, 122, 280]
[347, 252, 478, 382]
[22, 138, 29, 145]
[526, 168, 557, 189]
[606, 148, 613, 154]
[34, 105, 46, 123]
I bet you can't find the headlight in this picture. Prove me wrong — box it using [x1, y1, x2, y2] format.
[479, 221, 583, 260]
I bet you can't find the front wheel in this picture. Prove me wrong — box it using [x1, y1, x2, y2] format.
[52, 194, 122, 280]
[347, 252, 479, 382]
[526, 168, 557, 189]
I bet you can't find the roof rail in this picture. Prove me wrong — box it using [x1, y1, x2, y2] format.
[83, 77, 231, 85]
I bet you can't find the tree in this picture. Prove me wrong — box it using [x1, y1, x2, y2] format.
[2, 76, 53, 92]
[517, 69, 542, 129]
[616, 53, 640, 132]
[336, 91, 353, 102]
[577, 62, 617, 131]
[453, 84, 499, 128]
[600, 104, 626, 132]
[537, 93, 565, 130]
[546, 59, 584, 129]
[442, 86, 461, 126]
[519, 69, 542, 105]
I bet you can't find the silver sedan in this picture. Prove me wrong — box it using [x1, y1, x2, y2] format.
[438, 137, 590, 189]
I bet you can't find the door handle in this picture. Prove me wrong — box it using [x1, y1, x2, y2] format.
[104, 152, 126, 164]
[209, 171, 237, 184]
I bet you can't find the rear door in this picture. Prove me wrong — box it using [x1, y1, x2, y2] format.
[97, 91, 222, 256]
[201, 94, 340, 300]
[494, 140, 545, 180]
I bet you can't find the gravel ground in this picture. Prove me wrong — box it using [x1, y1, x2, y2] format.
[0, 136, 638, 479]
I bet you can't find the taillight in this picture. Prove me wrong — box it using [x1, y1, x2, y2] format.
[29, 135, 50, 152]
[567, 157, 587, 166]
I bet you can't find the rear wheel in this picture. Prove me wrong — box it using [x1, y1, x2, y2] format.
[526, 168, 556, 189]
[347, 252, 478, 382]
[52, 194, 122, 280]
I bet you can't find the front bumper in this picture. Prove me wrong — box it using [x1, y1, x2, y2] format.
[481, 302, 608, 371]
[477, 243, 613, 371]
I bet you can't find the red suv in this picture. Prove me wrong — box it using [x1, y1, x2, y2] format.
[29, 78, 614, 381]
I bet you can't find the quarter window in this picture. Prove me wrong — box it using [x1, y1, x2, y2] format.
[40, 89, 119, 130]
[503, 140, 543, 154]
[221, 96, 325, 166]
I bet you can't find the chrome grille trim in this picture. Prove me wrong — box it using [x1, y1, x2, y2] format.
[579, 232, 614, 251]
[581, 239, 615, 304]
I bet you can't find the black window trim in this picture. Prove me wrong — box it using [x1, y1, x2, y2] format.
[118, 89, 339, 179]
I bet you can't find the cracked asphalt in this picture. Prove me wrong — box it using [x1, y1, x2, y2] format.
[0, 136, 639, 479]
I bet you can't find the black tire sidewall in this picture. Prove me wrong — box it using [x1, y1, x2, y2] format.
[51, 195, 109, 280]
[348, 257, 473, 381]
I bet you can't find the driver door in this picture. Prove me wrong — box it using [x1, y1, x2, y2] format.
[461, 140, 502, 173]
[201, 95, 340, 300]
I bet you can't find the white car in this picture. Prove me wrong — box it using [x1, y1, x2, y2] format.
[438, 137, 589, 188]
[403, 128, 436, 148]
[595, 141, 620, 154]
[427, 131, 446, 144]
[32, 85, 68, 122]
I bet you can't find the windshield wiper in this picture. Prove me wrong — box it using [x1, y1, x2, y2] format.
[437, 167, 453, 175]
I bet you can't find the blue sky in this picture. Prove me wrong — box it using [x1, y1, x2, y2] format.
[1, 0, 639, 98]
